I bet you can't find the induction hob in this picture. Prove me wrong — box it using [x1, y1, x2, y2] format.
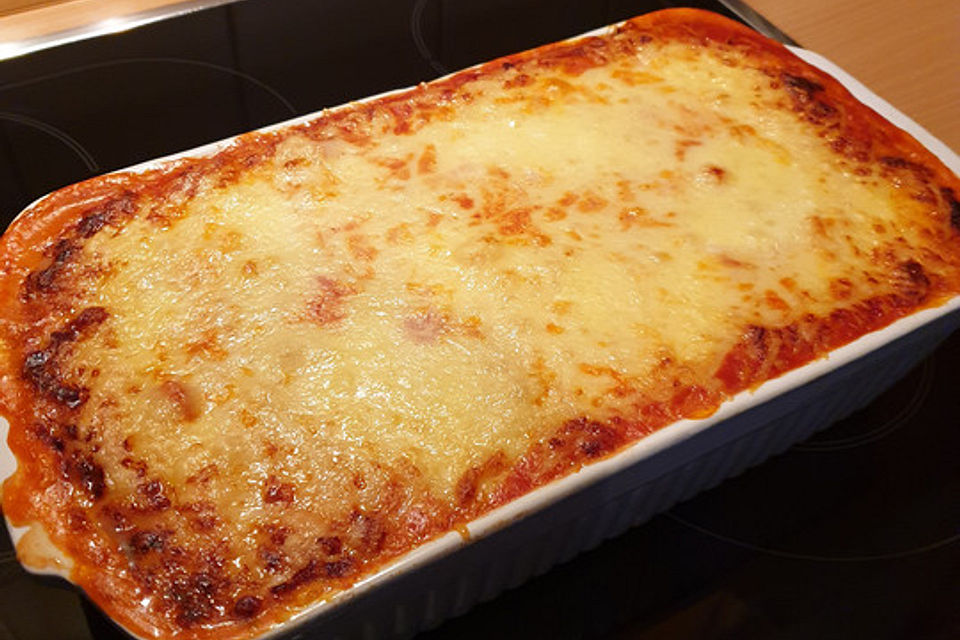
[0, 2, 957, 639]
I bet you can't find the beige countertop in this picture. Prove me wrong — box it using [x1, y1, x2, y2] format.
[0, 0, 957, 150]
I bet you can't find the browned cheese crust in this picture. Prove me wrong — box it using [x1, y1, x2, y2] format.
[1, 8, 959, 640]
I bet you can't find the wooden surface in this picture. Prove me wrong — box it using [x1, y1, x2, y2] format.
[0, 0, 206, 39]
[0, 0, 57, 17]
[0, 0, 957, 150]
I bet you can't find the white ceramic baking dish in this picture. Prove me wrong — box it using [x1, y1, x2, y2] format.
[2, 21, 959, 640]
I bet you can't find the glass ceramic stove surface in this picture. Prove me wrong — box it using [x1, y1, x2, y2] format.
[0, 1, 957, 638]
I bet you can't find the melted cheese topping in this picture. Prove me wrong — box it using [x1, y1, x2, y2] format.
[3, 13, 959, 639]
[78, 44, 931, 501]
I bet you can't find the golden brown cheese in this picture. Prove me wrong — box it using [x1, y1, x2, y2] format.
[2, 8, 960, 639]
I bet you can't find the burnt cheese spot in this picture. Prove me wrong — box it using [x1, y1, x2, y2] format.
[23, 348, 86, 408]
[68, 511, 90, 531]
[269, 556, 356, 599]
[171, 572, 220, 627]
[22, 307, 108, 409]
[66, 451, 106, 500]
[31, 421, 79, 452]
[233, 596, 262, 619]
[266, 524, 288, 545]
[503, 72, 533, 89]
[259, 547, 287, 573]
[269, 559, 321, 597]
[75, 192, 138, 238]
[809, 99, 837, 120]
[188, 511, 220, 533]
[23, 194, 138, 301]
[560, 417, 623, 458]
[263, 476, 296, 504]
[317, 536, 342, 555]
[941, 187, 960, 232]
[781, 73, 822, 101]
[898, 260, 930, 301]
[21, 239, 78, 301]
[129, 529, 169, 554]
[76, 214, 108, 238]
[780, 73, 837, 123]
[324, 558, 353, 578]
[879, 156, 931, 176]
[135, 479, 172, 511]
[704, 165, 726, 182]
[54, 306, 108, 341]
[120, 456, 149, 478]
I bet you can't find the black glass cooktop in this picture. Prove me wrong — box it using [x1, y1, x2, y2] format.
[0, 1, 958, 638]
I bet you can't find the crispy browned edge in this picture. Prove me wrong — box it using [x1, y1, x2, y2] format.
[1, 7, 959, 640]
